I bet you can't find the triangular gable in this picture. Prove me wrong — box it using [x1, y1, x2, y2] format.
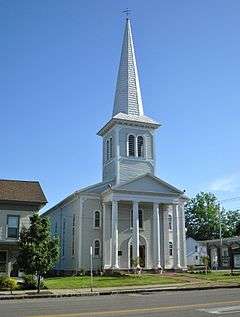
[113, 173, 183, 195]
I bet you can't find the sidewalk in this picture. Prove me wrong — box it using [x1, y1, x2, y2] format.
[0, 281, 240, 300]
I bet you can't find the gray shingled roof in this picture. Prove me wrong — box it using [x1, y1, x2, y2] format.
[0, 179, 47, 205]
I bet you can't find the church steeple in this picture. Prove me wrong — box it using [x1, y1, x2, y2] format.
[98, 18, 160, 185]
[112, 18, 144, 117]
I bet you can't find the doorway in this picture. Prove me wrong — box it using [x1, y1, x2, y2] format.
[130, 245, 146, 268]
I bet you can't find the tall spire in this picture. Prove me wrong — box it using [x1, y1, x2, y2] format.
[112, 18, 144, 117]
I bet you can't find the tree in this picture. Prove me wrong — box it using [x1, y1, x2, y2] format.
[221, 210, 240, 237]
[185, 192, 240, 241]
[185, 192, 222, 240]
[17, 214, 59, 293]
[236, 221, 240, 236]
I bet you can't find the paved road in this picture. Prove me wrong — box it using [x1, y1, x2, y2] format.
[1, 288, 240, 317]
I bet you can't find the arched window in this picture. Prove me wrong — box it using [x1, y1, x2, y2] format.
[168, 214, 172, 230]
[169, 242, 173, 256]
[94, 240, 100, 257]
[109, 137, 113, 159]
[137, 136, 144, 157]
[94, 211, 100, 228]
[106, 139, 110, 161]
[128, 135, 135, 157]
[139, 209, 143, 229]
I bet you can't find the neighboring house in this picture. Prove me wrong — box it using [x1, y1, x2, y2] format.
[0, 179, 47, 276]
[43, 18, 188, 272]
[186, 236, 240, 269]
[203, 237, 240, 270]
[186, 237, 207, 266]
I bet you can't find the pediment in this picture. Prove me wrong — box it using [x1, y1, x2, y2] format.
[114, 174, 183, 195]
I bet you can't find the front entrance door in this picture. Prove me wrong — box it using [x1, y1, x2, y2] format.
[130, 245, 146, 268]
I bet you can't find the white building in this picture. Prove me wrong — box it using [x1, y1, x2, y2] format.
[43, 18, 187, 272]
[186, 237, 207, 266]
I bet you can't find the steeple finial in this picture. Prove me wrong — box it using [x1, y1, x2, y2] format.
[122, 8, 131, 19]
[112, 17, 144, 117]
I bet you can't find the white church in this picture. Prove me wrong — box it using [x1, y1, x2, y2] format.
[44, 18, 187, 272]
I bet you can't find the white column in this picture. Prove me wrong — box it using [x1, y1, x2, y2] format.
[173, 204, 181, 269]
[179, 204, 187, 269]
[111, 200, 119, 269]
[163, 205, 170, 269]
[132, 201, 140, 265]
[153, 203, 161, 269]
[102, 202, 110, 269]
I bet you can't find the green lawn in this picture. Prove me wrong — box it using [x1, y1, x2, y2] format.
[184, 271, 240, 284]
[44, 271, 240, 290]
[44, 274, 190, 290]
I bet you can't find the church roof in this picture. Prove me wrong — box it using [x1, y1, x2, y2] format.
[113, 18, 143, 117]
[98, 18, 160, 136]
[97, 112, 160, 136]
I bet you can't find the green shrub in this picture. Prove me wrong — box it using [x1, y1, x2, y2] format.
[0, 276, 17, 294]
[4, 278, 17, 294]
[22, 274, 37, 289]
[0, 275, 8, 289]
[22, 274, 45, 290]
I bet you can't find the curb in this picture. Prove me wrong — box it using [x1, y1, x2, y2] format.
[0, 284, 240, 300]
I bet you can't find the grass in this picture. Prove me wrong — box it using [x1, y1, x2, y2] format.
[44, 274, 190, 290]
[184, 271, 240, 284]
[44, 271, 240, 290]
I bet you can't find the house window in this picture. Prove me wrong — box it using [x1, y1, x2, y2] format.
[137, 136, 144, 157]
[196, 256, 198, 260]
[195, 245, 198, 252]
[7, 215, 19, 239]
[0, 251, 7, 273]
[94, 240, 100, 257]
[128, 135, 135, 157]
[168, 214, 172, 230]
[130, 209, 143, 229]
[169, 242, 173, 256]
[72, 215, 75, 256]
[94, 211, 100, 228]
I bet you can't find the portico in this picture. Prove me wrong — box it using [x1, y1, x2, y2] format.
[102, 175, 187, 271]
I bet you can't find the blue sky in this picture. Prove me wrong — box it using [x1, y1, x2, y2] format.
[0, 0, 239, 212]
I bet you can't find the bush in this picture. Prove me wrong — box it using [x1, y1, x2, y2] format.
[0, 276, 17, 294]
[4, 278, 17, 294]
[22, 275, 38, 290]
[0, 275, 9, 289]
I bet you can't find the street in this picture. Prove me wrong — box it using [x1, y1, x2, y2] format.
[1, 288, 240, 317]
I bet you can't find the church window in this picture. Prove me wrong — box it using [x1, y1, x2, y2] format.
[94, 211, 100, 228]
[130, 209, 143, 229]
[94, 240, 100, 257]
[62, 218, 66, 257]
[106, 137, 113, 161]
[168, 214, 172, 230]
[169, 242, 173, 256]
[109, 137, 113, 159]
[106, 140, 110, 161]
[128, 135, 135, 157]
[137, 136, 144, 157]
[139, 209, 143, 228]
[72, 214, 75, 256]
